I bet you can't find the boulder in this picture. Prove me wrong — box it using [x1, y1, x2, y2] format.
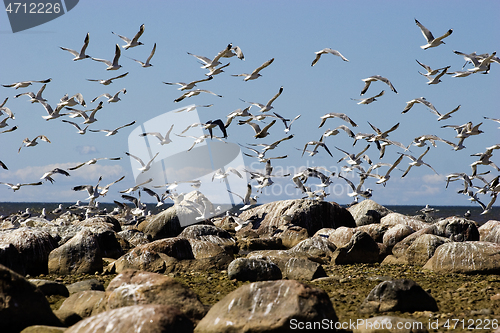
[383, 224, 414, 248]
[227, 258, 282, 281]
[359, 279, 438, 314]
[66, 279, 105, 295]
[479, 220, 500, 243]
[332, 231, 380, 264]
[96, 269, 206, 324]
[405, 234, 451, 266]
[328, 226, 356, 248]
[20, 326, 67, 333]
[138, 205, 183, 240]
[117, 229, 151, 249]
[287, 236, 337, 264]
[180, 225, 237, 253]
[432, 217, 479, 241]
[65, 304, 193, 333]
[348, 199, 392, 226]
[381, 212, 429, 231]
[0, 227, 58, 275]
[238, 199, 355, 237]
[28, 279, 69, 297]
[194, 280, 338, 333]
[357, 223, 388, 243]
[58, 290, 106, 318]
[423, 242, 500, 274]
[274, 224, 309, 248]
[0, 264, 62, 333]
[237, 236, 283, 251]
[48, 229, 103, 275]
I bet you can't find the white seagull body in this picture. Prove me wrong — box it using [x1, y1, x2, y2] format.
[113, 24, 145, 49]
[311, 48, 349, 66]
[92, 44, 122, 70]
[60, 32, 91, 60]
[232, 58, 274, 81]
[87, 72, 129, 85]
[126, 152, 159, 173]
[91, 88, 126, 103]
[18, 135, 51, 153]
[415, 19, 453, 49]
[360, 75, 397, 95]
[164, 76, 213, 91]
[15, 84, 47, 103]
[128, 43, 156, 67]
[89, 120, 136, 136]
[139, 124, 174, 145]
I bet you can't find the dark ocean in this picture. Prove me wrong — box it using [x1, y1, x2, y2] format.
[0, 202, 498, 226]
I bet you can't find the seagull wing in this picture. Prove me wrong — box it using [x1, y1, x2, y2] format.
[252, 58, 274, 75]
[266, 86, 283, 107]
[125, 152, 146, 167]
[415, 19, 434, 43]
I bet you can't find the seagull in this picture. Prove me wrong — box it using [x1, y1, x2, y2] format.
[415, 18, 453, 49]
[0, 181, 43, 191]
[181, 119, 228, 138]
[38, 100, 69, 121]
[139, 124, 174, 145]
[0, 160, 7, 170]
[419, 66, 450, 85]
[119, 178, 153, 194]
[321, 125, 355, 139]
[174, 89, 222, 103]
[232, 58, 274, 81]
[141, 187, 165, 207]
[121, 193, 147, 216]
[468, 51, 497, 73]
[241, 145, 287, 163]
[415, 59, 448, 77]
[400, 147, 438, 177]
[128, 43, 156, 67]
[0, 101, 14, 119]
[18, 135, 50, 153]
[336, 144, 372, 166]
[204, 62, 230, 76]
[87, 72, 129, 85]
[91, 88, 126, 103]
[0, 116, 11, 129]
[273, 112, 300, 133]
[15, 84, 47, 103]
[174, 133, 217, 151]
[125, 152, 159, 173]
[360, 75, 397, 95]
[220, 43, 245, 60]
[352, 90, 384, 105]
[58, 93, 86, 107]
[484, 116, 500, 129]
[174, 104, 213, 113]
[40, 168, 70, 183]
[433, 105, 461, 121]
[302, 139, 332, 157]
[470, 144, 500, 176]
[246, 120, 276, 138]
[230, 214, 250, 231]
[212, 167, 243, 182]
[163, 76, 213, 91]
[89, 120, 136, 136]
[113, 24, 145, 49]
[412, 134, 458, 149]
[98, 175, 125, 196]
[92, 44, 122, 70]
[73, 176, 103, 202]
[338, 174, 372, 199]
[247, 134, 294, 153]
[187, 44, 230, 70]
[318, 112, 357, 128]
[68, 156, 122, 170]
[2, 78, 51, 89]
[66, 101, 103, 120]
[311, 48, 349, 66]
[60, 32, 91, 60]
[364, 154, 404, 185]
[240, 86, 283, 113]
[402, 97, 438, 114]
[228, 183, 258, 210]
[61, 120, 90, 135]
[446, 70, 474, 78]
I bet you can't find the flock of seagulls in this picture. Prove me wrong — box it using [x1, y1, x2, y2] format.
[0, 16, 499, 226]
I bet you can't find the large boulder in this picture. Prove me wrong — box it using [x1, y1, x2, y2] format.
[238, 199, 355, 237]
[194, 280, 338, 333]
[479, 220, 500, 243]
[405, 234, 451, 266]
[432, 217, 479, 241]
[423, 242, 500, 274]
[381, 212, 429, 231]
[383, 224, 414, 248]
[58, 290, 106, 318]
[138, 206, 183, 240]
[96, 269, 207, 324]
[332, 231, 380, 264]
[180, 225, 237, 253]
[287, 236, 337, 264]
[48, 229, 103, 275]
[65, 304, 194, 333]
[359, 279, 438, 314]
[348, 199, 392, 226]
[0, 264, 62, 333]
[0, 227, 58, 275]
[227, 258, 282, 281]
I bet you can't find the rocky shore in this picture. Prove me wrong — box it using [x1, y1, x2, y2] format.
[1, 197, 500, 332]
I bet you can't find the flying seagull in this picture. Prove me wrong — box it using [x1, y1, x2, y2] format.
[113, 24, 145, 49]
[0, 181, 43, 191]
[174, 89, 222, 103]
[40, 168, 70, 183]
[91, 88, 126, 103]
[360, 75, 397, 95]
[246, 120, 276, 138]
[419, 66, 450, 85]
[352, 90, 385, 105]
[18, 135, 50, 153]
[402, 97, 439, 114]
[415, 18, 453, 49]
[311, 48, 349, 66]
[240, 86, 283, 112]
[219, 43, 245, 60]
[92, 44, 122, 70]
[15, 84, 47, 103]
[318, 112, 358, 128]
[89, 120, 136, 136]
[415, 59, 448, 77]
[61, 119, 90, 134]
[128, 43, 156, 67]
[228, 183, 258, 210]
[163, 76, 213, 91]
[69, 156, 122, 170]
[232, 58, 274, 81]
[400, 147, 438, 177]
[60, 32, 91, 60]
[125, 152, 159, 173]
[2, 78, 51, 89]
[87, 72, 129, 85]
[139, 124, 174, 145]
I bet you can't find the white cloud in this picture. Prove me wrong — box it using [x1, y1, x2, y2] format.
[76, 146, 99, 155]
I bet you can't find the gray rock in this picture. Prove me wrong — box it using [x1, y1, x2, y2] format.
[66, 279, 105, 295]
[423, 241, 500, 274]
[20, 326, 67, 333]
[332, 231, 380, 264]
[29, 279, 69, 297]
[48, 229, 103, 275]
[227, 258, 282, 281]
[238, 198, 355, 237]
[383, 224, 415, 248]
[288, 236, 337, 264]
[381, 212, 429, 231]
[237, 236, 283, 251]
[180, 224, 237, 253]
[117, 229, 151, 249]
[432, 216, 479, 241]
[194, 280, 338, 333]
[52, 310, 83, 327]
[138, 205, 183, 240]
[328, 226, 356, 248]
[348, 199, 392, 226]
[405, 234, 451, 266]
[65, 304, 194, 333]
[0, 227, 58, 275]
[247, 250, 327, 281]
[274, 224, 309, 248]
[357, 223, 388, 243]
[359, 279, 438, 314]
[162, 252, 234, 274]
[58, 290, 106, 318]
[479, 220, 500, 243]
[0, 264, 62, 333]
[96, 269, 206, 324]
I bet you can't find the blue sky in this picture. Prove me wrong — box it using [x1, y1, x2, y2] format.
[0, 0, 499, 209]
